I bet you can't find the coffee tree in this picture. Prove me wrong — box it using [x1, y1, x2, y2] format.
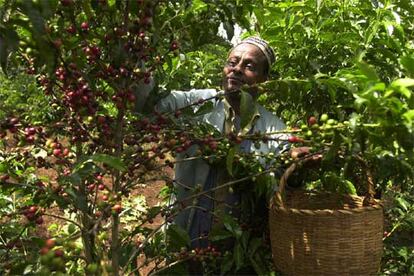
[1, 0, 414, 275]
[0, 0, 262, 275]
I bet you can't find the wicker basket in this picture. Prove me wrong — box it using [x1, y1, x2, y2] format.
[269, 160, 383, 276]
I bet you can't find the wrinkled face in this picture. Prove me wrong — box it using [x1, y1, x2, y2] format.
[222, 43, 268, 93]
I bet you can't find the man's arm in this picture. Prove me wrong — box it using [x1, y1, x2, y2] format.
[155, 89, 218, 113]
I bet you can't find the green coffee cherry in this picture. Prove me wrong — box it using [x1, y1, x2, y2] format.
[327, 119, 335, 125]
[86, 263, 99, 274]
[320, 114, 329, 122]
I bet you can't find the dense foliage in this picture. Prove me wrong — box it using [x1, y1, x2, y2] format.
[0, 0, 413, 275]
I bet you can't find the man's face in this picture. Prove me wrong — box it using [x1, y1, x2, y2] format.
[222, 43, 268, 93]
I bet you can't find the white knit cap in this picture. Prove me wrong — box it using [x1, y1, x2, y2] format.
[237, 36, 275, 69]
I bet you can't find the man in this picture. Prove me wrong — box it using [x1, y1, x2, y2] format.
[156, 36, 288, 251]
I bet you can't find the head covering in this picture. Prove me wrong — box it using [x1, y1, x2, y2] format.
[236, 36, 276, 69]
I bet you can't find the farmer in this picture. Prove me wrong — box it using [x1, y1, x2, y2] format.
[154, 36, 289, 249]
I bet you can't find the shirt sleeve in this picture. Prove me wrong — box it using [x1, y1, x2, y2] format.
[156, 89, 218, 113]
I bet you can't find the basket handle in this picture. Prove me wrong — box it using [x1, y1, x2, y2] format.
[273, 156, 376, 208]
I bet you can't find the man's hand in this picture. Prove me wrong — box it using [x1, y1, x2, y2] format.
[290, 147, 310, 159]
[290, 147, 322, 161]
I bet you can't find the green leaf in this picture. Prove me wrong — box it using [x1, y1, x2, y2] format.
[64, 188, 88, 212]
[321, 130, 342, 169]
[62, 171, 82, 186]
[398, 247, 408, 262]
[30, 236, 45, 247]
[179, 104, 194, 116]
[224, 20, 234, 40]
[222, 214, 242, 238]
[254, 173, 276, 199]
[357, 61, 379, 81]
[81, 1, 95, 21]
[147, 206, 162, 220]
[383, 21, 395, 36]
[164, 55, 173, 72]
[233, 243, 244, 270]
[392, 78, 414, 88]
[390, 78, 414, 98]
[194, 101, 213, 116]
[240, 231, 250, 249]
[364, 21, 379, 45]
[366, 82, 386, 93]
[322, 172, 341, 192]
[240, 90, 257, 130]
[209, 226, 233, 241]
[220, 252, 234, 274]
[353, 94, 369, 109]
[403, 110, 414, 125]
[316, 0, 323, 13]
[400, 55, 414, 77]
[67, 223, 77, 234]
[19, 1, 46, 34]
[396, 197, 409, 211]
[247, 238, 262, 256]
[192, 0, 208, 13]
[70, 163, 97, 181]
[0, 162, 7, 173]
[339, 180, 357, 195]
[180, 100, 214, 117]
[226, 146, 238, 176]
[249, 254, 268, 275]
[395, 86, 412, 98]
[23, 264, 34, 274]
[166, 224, 190, 251]
[74, 154, 126, 172]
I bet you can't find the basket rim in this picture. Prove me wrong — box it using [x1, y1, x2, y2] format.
[271, 190, 384, 215]
[271, 203, 383, 215]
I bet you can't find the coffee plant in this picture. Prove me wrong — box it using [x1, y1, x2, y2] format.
[0, 0, 413, 275]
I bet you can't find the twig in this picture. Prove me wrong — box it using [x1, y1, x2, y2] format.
[43, 212, 82, 229]
[148, 257, 191, 276]
[383, 203, 414, 241]
[0, 225, 28, 262]
[121, 219, 168, 275]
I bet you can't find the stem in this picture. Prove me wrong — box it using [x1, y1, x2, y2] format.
[75, 141, 97, 265]
[80, 213, 96, 264]
[111, 107, 125, 275]
[170, 169, 273, 209]
[148, 258, 191, 276]
[111, 212, 120, 276]
[130, 255, 164, 275]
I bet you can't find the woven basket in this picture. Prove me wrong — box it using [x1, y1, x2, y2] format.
[269, 159, 383, 276]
